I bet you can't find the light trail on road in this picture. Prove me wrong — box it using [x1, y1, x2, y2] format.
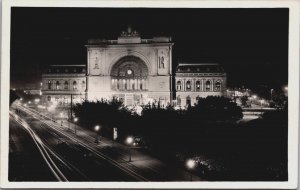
[15, 105, 201, 181]
[16, 107, 149, 181]
[10, 112, 68, 182]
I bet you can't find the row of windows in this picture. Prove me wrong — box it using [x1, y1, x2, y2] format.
[47, 80, 86, 90]
[46, 96, 84, 103]
[111, 79, 147, 91]
[176, 80, 222, 92]
[176, 96, 202, 106]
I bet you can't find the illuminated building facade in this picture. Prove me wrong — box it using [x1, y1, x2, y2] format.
[42, 27, 226, 107]
[41, 65, 86, 107]
[175, 63, 226, 107]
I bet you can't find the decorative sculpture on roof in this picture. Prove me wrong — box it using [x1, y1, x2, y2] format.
[120, 26, 140, 37]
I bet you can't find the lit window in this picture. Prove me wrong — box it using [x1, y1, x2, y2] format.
[48, 81, 52, 90]
[206, 81, 211, 91]
[73, 81, 77, 90]
[215, 81, 221, 91]
[176, 81, 182, 91]
[56, 81, 60, 90]
[186, 96, 191, 106]
[64, 81, 68, 90]
[186, 81, 191, 91]
[196, 81, 201, 91]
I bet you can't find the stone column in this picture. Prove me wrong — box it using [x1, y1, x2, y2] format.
[193, 78, 196, 91]
[135, 79, 138, 90]
[127, 79, 130, 90]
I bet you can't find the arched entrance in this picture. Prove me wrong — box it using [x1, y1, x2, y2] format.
[110, 56, 149, 105]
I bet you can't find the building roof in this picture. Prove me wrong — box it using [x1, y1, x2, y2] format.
[87, 26, 172, 45]
[176, 63, 225, 73]
[46, 65, 86, 74]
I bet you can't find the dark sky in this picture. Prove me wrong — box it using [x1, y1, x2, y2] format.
[10, 7, 288, 90]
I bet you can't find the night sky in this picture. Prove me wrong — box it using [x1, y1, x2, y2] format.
[10, 7, 288, 91]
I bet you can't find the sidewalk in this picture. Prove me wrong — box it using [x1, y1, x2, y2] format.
[56, 118, 203, 181]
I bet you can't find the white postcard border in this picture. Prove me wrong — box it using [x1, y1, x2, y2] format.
[1, 0, 299, 189]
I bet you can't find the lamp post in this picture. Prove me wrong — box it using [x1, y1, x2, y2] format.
[74, 117, 78, 135]
[126, 136, 134, 162]
[68, 117, 71, 131]
[94, 125, 100, 144]
[186, 159, 196, 181]
[270, 89, 274, 100]
[260, 99, 264, 116]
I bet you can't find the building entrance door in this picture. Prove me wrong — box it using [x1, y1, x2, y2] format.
[125, 93, 134, 106]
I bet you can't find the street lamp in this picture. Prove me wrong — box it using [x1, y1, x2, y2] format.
[94, 125, 100, 144]
[74, 117, 78, 134]
[126, 136, 134, 162]
[186, 159, 196, 181]
[284, 86, 288, 97]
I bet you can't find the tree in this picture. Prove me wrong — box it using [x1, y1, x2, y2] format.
[190, 96, 243, 121]
[240, 95, 249, 107]
[10, 90, 20, 106]
[72, 98, 131, 132]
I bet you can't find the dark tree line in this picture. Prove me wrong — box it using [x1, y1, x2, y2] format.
[10, 90, 20, 105]
[72, 96, 287, 181]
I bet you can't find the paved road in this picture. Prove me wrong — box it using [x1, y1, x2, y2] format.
[9, 117, 57, 181]
[10, 110, 139, 181]
[10, 105, 201, 181]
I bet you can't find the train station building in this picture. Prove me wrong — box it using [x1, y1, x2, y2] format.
[42, 26, 226, 107]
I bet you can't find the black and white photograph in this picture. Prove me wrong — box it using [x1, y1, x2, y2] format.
[1, 0, 299, 189]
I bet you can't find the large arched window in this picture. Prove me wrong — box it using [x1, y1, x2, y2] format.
[177, 96, 181, 106]
[111, 56, 148, 91]
[186, 81, 191, 91]
[56, 81, 60, 90]
[140, 80, 143, 90]
[215, 81, 221, 91]
[186, 96, 191, 106]
[176, 81, 182, 91]
[73, 81, 77, 90]
[196, 81, 201, 91]
[206, 80, 211, 91]
[64, 81, 68, 90]
[48, 81, 52, 90]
